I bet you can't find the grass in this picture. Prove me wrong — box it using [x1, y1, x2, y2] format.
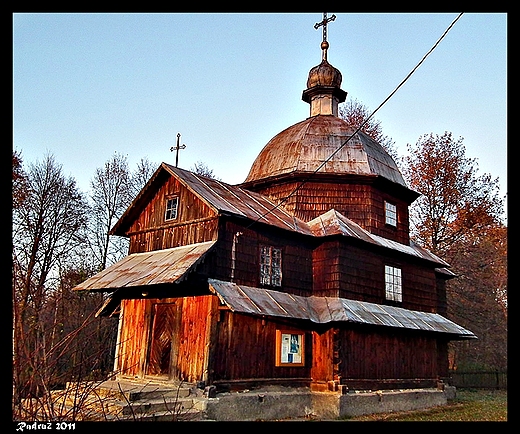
[343, 389, 507, 422]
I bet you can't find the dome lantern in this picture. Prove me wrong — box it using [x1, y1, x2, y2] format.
[303, 13, 347, 116]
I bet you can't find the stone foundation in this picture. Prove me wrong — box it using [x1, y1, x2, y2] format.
[40, 380, 455, 421]
[203, 386, 452, 421]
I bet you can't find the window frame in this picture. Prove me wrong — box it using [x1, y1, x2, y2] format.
[164, 196, 179, 221]
[275, 329, 305, 367]
[259, 245, 282, 287]
[384, 264, 402, 302]
[384, 201, 397, 227]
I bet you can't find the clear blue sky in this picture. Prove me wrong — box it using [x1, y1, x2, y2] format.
[13, 13, 507, 207]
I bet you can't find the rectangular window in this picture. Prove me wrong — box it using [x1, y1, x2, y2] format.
[260, 245, 282, 287]
[385, 201, 397, 226]
[385, 265, 402, 302]
[165, 196, 179, 221]
[275, 330, 305, 367]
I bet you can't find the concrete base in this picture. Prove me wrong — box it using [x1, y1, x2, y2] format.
[338, 388, 447, 418]
[203, 387, 450, 421]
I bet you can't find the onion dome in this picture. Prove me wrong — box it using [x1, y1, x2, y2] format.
[302, 59, 347, 117]
[306, 59, 343, 89]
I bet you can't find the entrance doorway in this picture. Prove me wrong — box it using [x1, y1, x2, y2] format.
[146, 302, 181, 377]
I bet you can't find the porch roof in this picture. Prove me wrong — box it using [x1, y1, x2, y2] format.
[208, 279, 476, 340]
[73, 241, 216, 292]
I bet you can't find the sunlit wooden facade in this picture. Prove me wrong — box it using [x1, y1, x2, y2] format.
[74, 37, 475, 392]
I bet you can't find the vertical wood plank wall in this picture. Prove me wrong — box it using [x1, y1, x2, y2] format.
[116, 295, 217, 383]
[116, 299, 152, 377]
[338, 326, 439, 383]
[212, 312, 312, 383]
[127, 175, 219, 253]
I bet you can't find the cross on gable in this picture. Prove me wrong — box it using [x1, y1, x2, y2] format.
[170, 133, 186, 168]
[314, 12, 336, 61]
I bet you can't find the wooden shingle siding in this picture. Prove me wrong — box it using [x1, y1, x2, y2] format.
[312, 239, 439, 312]
[251, 179, 410, 245]
[217, 219, 314, 296]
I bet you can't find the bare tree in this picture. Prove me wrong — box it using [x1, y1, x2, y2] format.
[190, 160, 220, 180]
[130, 156, 157, 197]
[339, 98, 399, 161]
[88, 153, 133, 271]
[88, 154, 159, 270]
[12, 152, 156, 420]
[13, 153, 88, 404]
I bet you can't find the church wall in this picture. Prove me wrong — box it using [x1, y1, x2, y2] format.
[401, 261, 438, 312]
[116, 298, 152, 378]
[310, 326, 338, 387]
[313, 238, 438, 313]
[338, 325, 440, 389]
[211, 311, 312, 386]
[115, 295, 218, 383]
[249, 178, 410, 245]
[127, 175, 219, 253]
[371, 189, 410, 245]
[129, 218, 218, 253]
[339, 242, 438, 312]
[174, 295, 218, 383]
[214, 218, 314, 297]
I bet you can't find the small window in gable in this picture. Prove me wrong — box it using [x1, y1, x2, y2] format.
[260, 245, 282, 287]
[385, 201, 397, 226]
[165, 196, 179, 221]
[385, 265, 402, 302]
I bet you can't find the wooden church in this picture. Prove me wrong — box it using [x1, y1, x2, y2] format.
[74, 14, 475, 393]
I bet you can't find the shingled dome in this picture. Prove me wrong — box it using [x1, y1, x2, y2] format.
[244, 114, 407, 187]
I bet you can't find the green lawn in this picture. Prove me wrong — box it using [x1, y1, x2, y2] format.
[343, 389, 507, 422]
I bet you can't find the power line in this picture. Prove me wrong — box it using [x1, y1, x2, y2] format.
[245, 12, 464, 230]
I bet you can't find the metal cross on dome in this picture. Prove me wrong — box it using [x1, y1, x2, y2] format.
[314, 12, 336, 61]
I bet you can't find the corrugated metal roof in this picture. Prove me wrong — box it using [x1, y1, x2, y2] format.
[208, 279, 476, 339]
[308, 209, 449, 267]
[110, 164, 446, 268]
[163, 164, 314, 236]
[73, 241, 216, 291]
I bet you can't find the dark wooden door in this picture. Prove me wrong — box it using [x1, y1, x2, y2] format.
[147, 302, 181, 376]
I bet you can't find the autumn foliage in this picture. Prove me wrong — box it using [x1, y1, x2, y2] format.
[341, 100, 507, 371]
[402, 132, 504, 255]
[402, 132, 506, 370]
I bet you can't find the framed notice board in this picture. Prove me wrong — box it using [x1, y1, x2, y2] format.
[275, 329, 305, 367]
